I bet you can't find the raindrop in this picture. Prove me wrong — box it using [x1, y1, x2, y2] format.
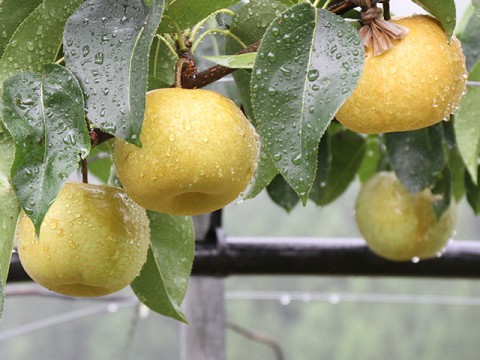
[82, 45, 90, 57]
[308, 69, 319, 81]
[291, 153, 302, 165]
[279, 294, 291, 305]
[411, 256, 420, 263]
[280, 66, 292, 77]
[273, 153, 282, 161]
[267, 52, 276, 63]
[95, 52, 105, 65]
[328, 294, 340, 304]
[268, 87, 277, 96]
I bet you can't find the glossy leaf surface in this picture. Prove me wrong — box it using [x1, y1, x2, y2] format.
[131, 212, 195, 323]
[251, 4, 363, 200]
[64, 0, 165, 145]
[0, 0, 42, 56]
[385, 124, 445, 193]
[2, 64, 89, 234]
[0, 131, 18, 320]
[0, 0, 83, 94]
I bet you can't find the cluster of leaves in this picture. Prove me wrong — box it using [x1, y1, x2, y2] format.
[0, 0, 480, 324]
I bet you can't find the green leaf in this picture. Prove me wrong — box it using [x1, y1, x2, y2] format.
[465, 168, 480, 214]
[457, 5, 480, 70]
[251, 4, 364, 200]
[277, 0, 295, 6]
[309, 129, 365, 206]
[226, 0, 287, 200]
[0, 0, 83, 94]
[226, 0, 287, 124]
[431, 166, 452, 219]
[443, 120, 466, 202]
[454, 61, 480, 184]
[131, 211, 195, 323]
[2, 64, 89, 234]
[158, 0, 238, 32]
[385, 124, 446, 193]
[308, 131, 331, 204]
[205, 53, 257, 69]
[244, 143, 278, 200]
[63, 0, 165, 145]
[411, 0, 456, 37]
[473, 0, 480, 16]
[148, 36, 177, 88]
[0, 0, 42, 57]
[358, 134, 384, 183]
[88, 140, 114, 184]
[266, 175, 299, 212]
[0, 131, 19, 320]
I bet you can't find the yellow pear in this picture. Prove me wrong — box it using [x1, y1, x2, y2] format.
[355, 172, 457, 261]
[336, 15, 467, 134]
[16, 182, 150, 297]
[114, 88, 259, 216]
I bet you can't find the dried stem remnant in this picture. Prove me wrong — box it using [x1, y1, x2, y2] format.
[354, 0, 409, 56]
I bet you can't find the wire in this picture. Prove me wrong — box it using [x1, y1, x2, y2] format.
[226, 291, 480, 307]
[0, 300, 137, 341]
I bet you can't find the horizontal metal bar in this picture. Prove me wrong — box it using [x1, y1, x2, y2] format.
[192, 237, 480, 278]
[7, 238, 480, 283]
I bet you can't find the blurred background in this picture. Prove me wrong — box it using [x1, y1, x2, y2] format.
[2, 0, 479, 359]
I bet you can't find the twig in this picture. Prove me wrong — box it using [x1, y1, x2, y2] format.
[227, 322, 285, 360]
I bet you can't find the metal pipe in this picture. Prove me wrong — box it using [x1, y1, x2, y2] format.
[7, 238, 480, 282]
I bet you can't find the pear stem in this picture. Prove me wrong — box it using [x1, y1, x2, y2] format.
[81, 158, 89, 184]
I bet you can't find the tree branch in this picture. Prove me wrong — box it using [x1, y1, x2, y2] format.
[89, 0, 360, 145]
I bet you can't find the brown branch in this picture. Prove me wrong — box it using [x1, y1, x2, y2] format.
[180, 41, 261, 89]
[89, 0, 360, 145]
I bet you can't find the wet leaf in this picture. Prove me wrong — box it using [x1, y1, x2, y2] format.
[358, 134, 384, 183]
[226, 0, 287, 200]
[267, 174, 299, 212]
[244, 143, 278, 200]
[473, 0, 480, 16]
[277, 0, 295, 6]
[310, 129, 365, 206]
[205, 53, 257, 69]
[131, 212, 195, 323]
[0, 131, 19, 320]
[443, 121, 466, 202]
[457, 5, 480, 70]
[385, 124, 446, 193]
[0, 0, 83, 94]
[308, 131, 331, 204]
[465, 168, 480, 214]
[0, 0, 42, 57]
[148, 35, 177, 88]
[64, 0, 165, 145]
[88, 140, 114, 184]
[411, 0, 456, 37]
[158, 0, 238, 32]
[226, 0, 287, 124]
[431, 166, 452, 218]
[1, 64, 89, 235]
[454, 61, 480, 184]
[251, 4, 364, 200]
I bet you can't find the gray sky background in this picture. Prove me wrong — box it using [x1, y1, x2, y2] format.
[393, 0, 469, 22]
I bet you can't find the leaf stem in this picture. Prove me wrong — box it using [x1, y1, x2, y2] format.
[164, 15, 187, 51]
[55, 57, 65, 65]
[81, 158, 88, 184]
[191, 29, 247, 54]
[190, 9, 236, 43]
[155, 34, 179, 59]
[321, 0, 334, 9]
